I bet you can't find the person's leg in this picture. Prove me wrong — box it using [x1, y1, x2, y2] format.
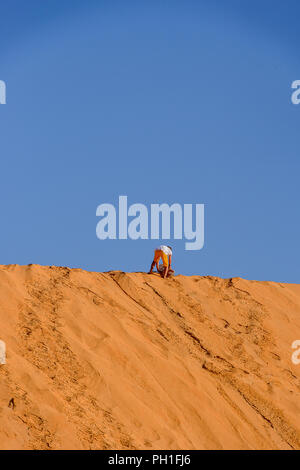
[148, 250, 160, 274]
[148, 261, 156, 274]
[161, 252, 169, 279]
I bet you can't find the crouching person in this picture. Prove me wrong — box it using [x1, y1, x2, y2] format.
[148, 245, 173, 279]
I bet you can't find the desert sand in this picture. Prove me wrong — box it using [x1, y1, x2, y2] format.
[0, 264, 300, 450]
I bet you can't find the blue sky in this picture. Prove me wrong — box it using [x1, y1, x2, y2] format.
[0, 0, 299, 282]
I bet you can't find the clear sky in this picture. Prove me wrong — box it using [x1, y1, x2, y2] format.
[0, 0, 299, 282]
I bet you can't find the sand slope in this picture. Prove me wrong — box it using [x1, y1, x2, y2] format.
[0, 264, 300, 450]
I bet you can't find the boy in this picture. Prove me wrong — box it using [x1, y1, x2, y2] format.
[148, 245, 173, 279]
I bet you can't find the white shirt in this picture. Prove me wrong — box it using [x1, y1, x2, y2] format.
[157, 245, 172, 256]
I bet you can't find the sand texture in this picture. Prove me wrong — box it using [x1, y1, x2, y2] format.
[0, 264, 300, 449]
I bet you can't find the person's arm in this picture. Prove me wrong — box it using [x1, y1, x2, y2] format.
[169, 255, 172, 267]
[163, 266, 169, 279]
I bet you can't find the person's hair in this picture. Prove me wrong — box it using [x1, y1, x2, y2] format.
[167, 246, 172, 252]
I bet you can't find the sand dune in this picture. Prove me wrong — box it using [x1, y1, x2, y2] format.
[0, 264, 300, 449]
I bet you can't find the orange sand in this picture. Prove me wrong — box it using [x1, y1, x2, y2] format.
[0, 264, 300, 450]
